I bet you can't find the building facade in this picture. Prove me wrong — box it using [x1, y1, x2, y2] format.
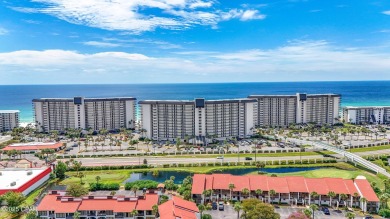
[139, 98, 257, 141]
[33, 97, 136, 132]
[192, 174, 379, 213]
[248, 93, 341, 127]
[37, 191, 158, 219]
[0, 110, 20, 132]
[343, 106, 390, 124]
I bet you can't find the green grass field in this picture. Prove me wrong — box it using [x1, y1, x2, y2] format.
[60, 162, 385, 190]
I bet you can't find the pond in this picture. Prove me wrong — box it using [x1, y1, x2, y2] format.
[124, 167, 324, 184]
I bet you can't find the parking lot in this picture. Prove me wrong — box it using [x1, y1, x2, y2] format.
[205, 204, 370, 219]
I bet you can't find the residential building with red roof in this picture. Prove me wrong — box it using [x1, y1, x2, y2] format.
[2, 142, 64, 153]
[158, 196, 199, 219]
[37, 190, 159, 219]
[192, 174, 379, 213]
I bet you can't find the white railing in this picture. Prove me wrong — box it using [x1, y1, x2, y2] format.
[290, 139, 390, 177]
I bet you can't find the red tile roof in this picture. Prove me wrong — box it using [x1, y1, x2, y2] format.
[305, 178, 329, 195]
[355, 179, 380, 202]
[37, 193, 158, 213]
[191, 174, 379, 203]
[285, 176, 308, 193]
[37, 194, 81, 213]
[191, 174, 206, 194]
[324, 178, 350, 195]
[248, 175, 268, 191]
[2, 142, 63, 151]
[267, 177, 289, 193]
[159, 196, 199, 219]
[136, 194, 159, 210]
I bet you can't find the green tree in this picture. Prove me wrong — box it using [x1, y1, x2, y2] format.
[2, 191, 25, 211]
[130, 209, 138, 217]
[229, 183, 235, 200]
[66, 184, 88, 197]
[198, 204, 206, 219]
[73, 212, 81, 219]
[55, 161, 67, 179]
[152, 204, 159, 217]
[241, 198, 280, 219]
[95, 175, 101, 185]
[309, 204, 319, 219]
[234, 202, 242, 219]
[25, 211, 38, 219]
[327, 191, 336, 207]
[269, 189, 276, 203]
[241, 188, 250, 199]
[345, 212, 355, 219]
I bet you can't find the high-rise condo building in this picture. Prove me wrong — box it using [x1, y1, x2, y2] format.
[33, 97, 136, 132]
[0, 110, 20, 132]
[139, 98, 257, 141]
[343, 106, 390, 124]
[248, 93, 341, 127]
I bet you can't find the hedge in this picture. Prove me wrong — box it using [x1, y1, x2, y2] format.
[89, 182, 120, 191]
[124, 180, 158, 190]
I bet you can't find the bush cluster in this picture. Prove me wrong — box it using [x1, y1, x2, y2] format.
[89, 183, 120, 191]
[124, 180, 158, 190]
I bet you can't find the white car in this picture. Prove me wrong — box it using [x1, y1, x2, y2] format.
[216, 156, 224, 159]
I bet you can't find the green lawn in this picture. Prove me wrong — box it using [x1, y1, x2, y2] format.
[350, 145, 390, 153]
[60, 162, 383, 189]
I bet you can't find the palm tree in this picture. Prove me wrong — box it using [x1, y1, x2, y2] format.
[73, 211, 81, 219]
[352, 192, 359, 208]
[202, 189, 212, 204]
[309, 204, 319, 219]
[379, 193, 390, 209]
[130, 209, 138, 218]
[198, 204, 205, 219]
[339, 194, 348, 208]
[360, 197, 367, 213]
[152, 204, 158, 217]
[229, 183, 235, 200]
[327, 191, 336, 207]
[255, 189, 263, 200]
[241, 188, 250, 199]
[310, 191, 319, 205]
[131, 185, 139, 196]
[345, 212, 355, 219]
[233, 202, 242, 219]
[95, 176, 101, 185]
[269, 189, 276, 203]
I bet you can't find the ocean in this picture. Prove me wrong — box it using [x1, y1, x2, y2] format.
[1, 81, 390, 123]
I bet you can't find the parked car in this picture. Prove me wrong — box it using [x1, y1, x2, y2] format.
[245, 157, 253, 160]
[212, 202, 217, 210]
[321, 207, 330, 215]
[218, 202, 224, 211]
[364, 216, 373, 219]
[216, 156, 224, 159]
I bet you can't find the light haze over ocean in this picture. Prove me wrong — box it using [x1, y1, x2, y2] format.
[1, 81, 390, 123]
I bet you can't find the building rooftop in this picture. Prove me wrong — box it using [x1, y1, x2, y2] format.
[0, 110, 20, 113]
[32, 97, 136, 102]
[192, 174, 379, 202]
[344, 106, 390, 109]
[2, 142, 63, 151]
[159, 196, 199, 219]
[0, 167, 51, 192]
[37, 191, 159, 213]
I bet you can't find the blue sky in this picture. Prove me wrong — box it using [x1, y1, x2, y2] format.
[1, 0, 390, 84]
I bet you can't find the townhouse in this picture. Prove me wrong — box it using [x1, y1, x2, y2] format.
[191, 174, 379, 213]
[158, 196, 199, 219]
[37, 190, 158, 219]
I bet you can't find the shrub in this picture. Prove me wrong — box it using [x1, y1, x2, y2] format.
[125, 180, 158, 190]
[89, 183, 120, 191]
[379, 209, 390, 218]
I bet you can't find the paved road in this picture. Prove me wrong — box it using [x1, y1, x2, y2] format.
[58, 147, 390, 166]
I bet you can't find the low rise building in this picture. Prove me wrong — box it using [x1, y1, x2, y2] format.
[37, 190, 159, 219]
[158, 196, 199, 219]
[33, 97, 136, 132]
[343, 106, 390, 124]
[192, 174, 379, 213]
[0, 167, 52, 196]
[1, 142, 64, 153]
[0, 110, 20, 132]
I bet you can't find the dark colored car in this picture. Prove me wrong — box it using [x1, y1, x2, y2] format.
[245, 157, 253, 160]
[212, 202, 217, 210]
[321, 207, 330, 215]
[364, 216, 373, 219]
